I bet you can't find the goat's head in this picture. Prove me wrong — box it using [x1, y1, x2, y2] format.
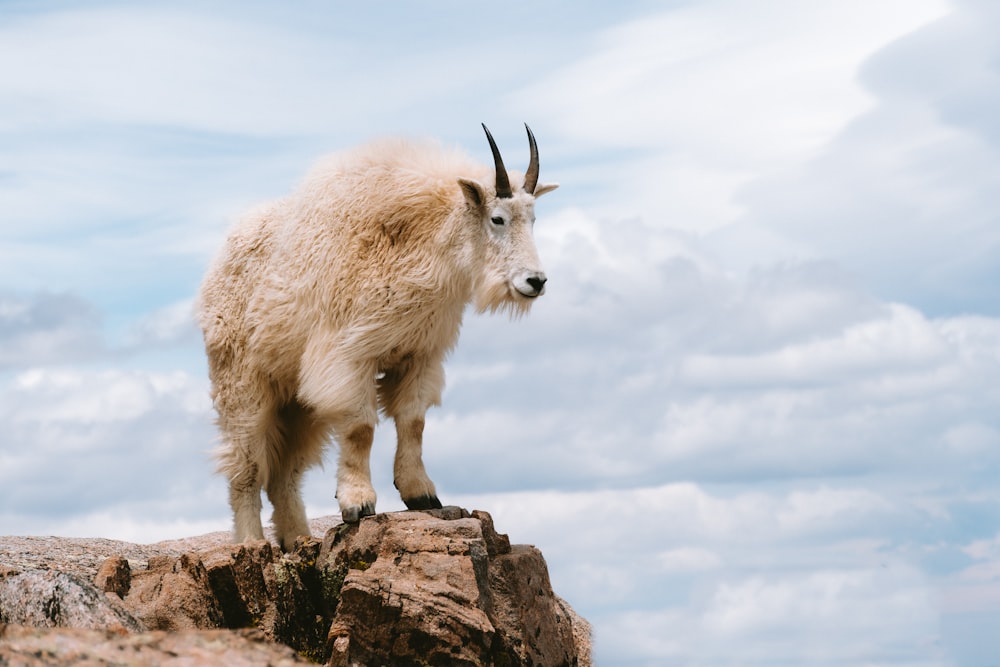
[459, 123, 559, 315]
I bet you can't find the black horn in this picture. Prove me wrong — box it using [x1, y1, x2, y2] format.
[482, 123, 513, 199]
[523, 123, 539, 195]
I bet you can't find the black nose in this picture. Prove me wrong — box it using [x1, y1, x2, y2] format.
[526, 276, 547, 293]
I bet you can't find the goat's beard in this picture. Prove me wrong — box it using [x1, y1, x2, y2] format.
[473, 274, 535, 318]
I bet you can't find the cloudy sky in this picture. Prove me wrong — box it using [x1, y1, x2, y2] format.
[2, 0, 999, 664]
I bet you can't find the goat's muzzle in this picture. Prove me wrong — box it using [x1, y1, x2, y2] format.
[515, 272, 547, 298]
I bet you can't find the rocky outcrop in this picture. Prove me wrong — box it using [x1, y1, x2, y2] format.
[0, 625, 311, 666]
[324, 507, 584, 666]
[0, 508, 591, 666]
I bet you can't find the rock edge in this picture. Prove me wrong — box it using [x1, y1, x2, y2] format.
[0, 508, 592, 666]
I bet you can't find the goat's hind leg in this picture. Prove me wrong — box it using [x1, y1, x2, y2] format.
[266, 400, 325, 551]
[266, 464, 308, 551]
[217, 436, 265, 543]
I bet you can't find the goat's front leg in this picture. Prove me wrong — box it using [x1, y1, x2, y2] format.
[393, 415, 442, 510]
[378, 355, 445, 511]
[334, 422, 377, 523]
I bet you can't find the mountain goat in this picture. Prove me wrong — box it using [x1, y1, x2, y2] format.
[198, 124, 558, 550]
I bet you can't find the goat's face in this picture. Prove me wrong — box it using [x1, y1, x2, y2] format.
[459, 124, 559, 315]
[487, 193, 546, 300]
[467, 188, 549, 314]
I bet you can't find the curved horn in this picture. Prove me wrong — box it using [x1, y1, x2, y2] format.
[523, 123, 539, 195]
[482, 123, 513, 199]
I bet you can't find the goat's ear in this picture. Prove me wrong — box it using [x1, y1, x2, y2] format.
[458, 178, 487, 209]
[532, 182, 559, 198]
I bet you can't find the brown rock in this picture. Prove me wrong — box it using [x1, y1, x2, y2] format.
[558, 596, 594, 667]
[126, 552, 225, 631]
[471, 508, 512, 557]
[110, 534, 340, 661]
[320, 507, 587, 666]
[199, 540, 274, 629]
[0, 624, 311, 666]
[94, 556, 131, 598]
[259, 536, 338, 661]
[488, 545, 580, 666]
[0, 510, 591, 666]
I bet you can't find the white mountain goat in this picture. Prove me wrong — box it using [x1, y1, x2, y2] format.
[198, 124, 558, 549]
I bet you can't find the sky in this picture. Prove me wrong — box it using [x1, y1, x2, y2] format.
[1, 0, 999, 664]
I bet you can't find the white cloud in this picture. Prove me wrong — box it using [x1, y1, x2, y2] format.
[699, 568, 939, 659]
[657, 546, 724, 573]
[0, 8, 336, 135]
[942, 421, 1000, 455]
[717, 1, 1000, 314]
[9, 368, 208, 423]
[0, 367, 218, 528]
[0, 291, 104, 369]
[776, 487, 894, 534]
[0, 4, 575, 141]
[123, 298, 199, 348]
[523, 0, 948, 152]
[452, 484, 902, 556]
[678, 303, 949, 388]
[515, 0, 950, 230]
[0, 291, 209, 375]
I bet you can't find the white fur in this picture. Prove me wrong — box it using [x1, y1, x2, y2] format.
[197, 134, 557, 550]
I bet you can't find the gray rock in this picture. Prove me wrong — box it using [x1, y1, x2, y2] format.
[0, 569, 142, 633]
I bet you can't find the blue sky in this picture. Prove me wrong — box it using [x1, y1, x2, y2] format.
[2, 1, 1000, 665]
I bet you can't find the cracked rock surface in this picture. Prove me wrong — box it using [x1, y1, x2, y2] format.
[0, 508, 591, 666]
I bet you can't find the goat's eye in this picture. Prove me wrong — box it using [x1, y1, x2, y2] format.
[490, 216, 505, 226]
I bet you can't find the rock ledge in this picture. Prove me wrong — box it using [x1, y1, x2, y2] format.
[0, 508, 591, 666]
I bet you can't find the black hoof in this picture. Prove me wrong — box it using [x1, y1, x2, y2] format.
[342, 502, 376, 524]
[403, 495, 443, 511]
